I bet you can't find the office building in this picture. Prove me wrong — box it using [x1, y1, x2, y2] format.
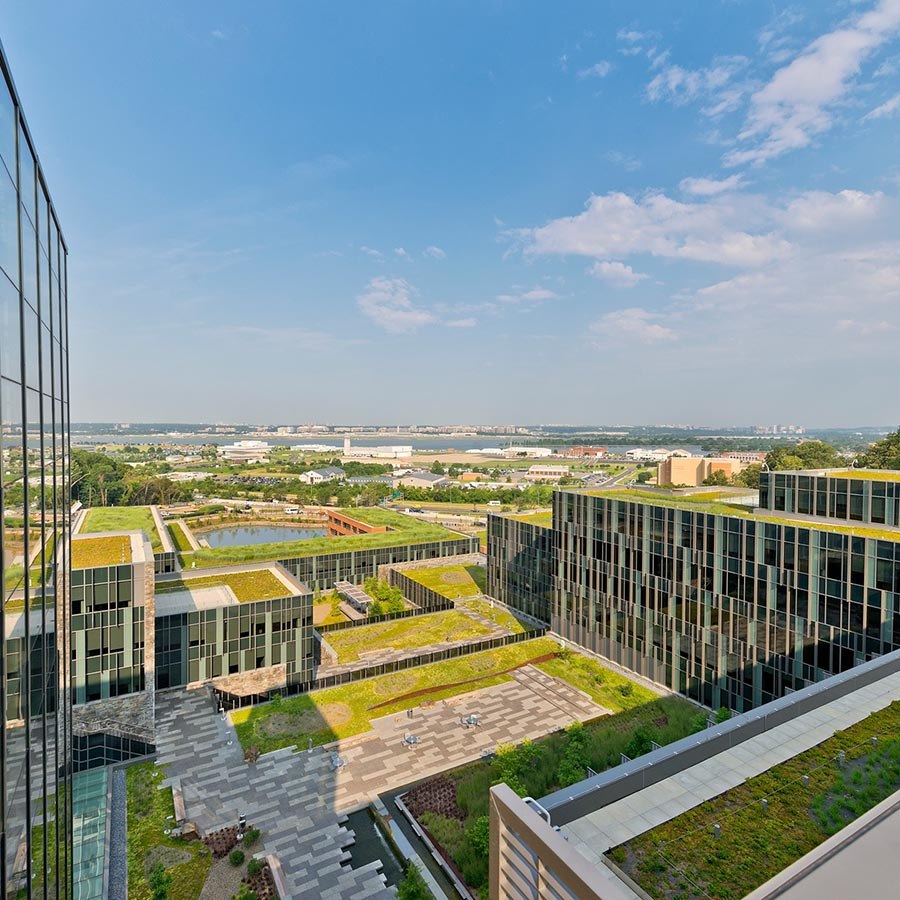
[657, 455, 747, 486]
[0, 42, 73, 897]
[488, 473, 900, 712]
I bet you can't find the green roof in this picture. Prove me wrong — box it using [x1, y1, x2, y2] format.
[80, 507, 163, 552]
[155, 568, 293, 602]
[578, 488, 900, 543]
[188, 506, 460, 568]
[72, 535, 132, 569]
[824, 469, 900, 482]
[507, 511, 554, 527]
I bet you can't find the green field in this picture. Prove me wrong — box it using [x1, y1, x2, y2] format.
[403, 563, 486, 599]
[233, 637, 565, 751]
[156, 569, 291, 602]
[610, 700, 900, 900]
[324, 609, 493, 662]
[81, 506, 163, 550]
[189, 506, 456, 567]
[126, 762, 212, 900]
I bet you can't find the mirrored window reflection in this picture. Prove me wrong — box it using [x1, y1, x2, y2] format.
[17, 123, 35, 225]
[23, 301, 39, 390]
[0, 272, 21, 381]
[2, 375, 24, 603]
[0, 74, 14, 182]
[37, 185, 49, 254]
[21, 213, 36, 307]
[0, 166, 18, 290]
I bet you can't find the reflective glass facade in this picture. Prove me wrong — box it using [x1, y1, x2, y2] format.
[489, 486, 900, 713]
[0, 42, 72, 899]
[486, 515, 553, 623]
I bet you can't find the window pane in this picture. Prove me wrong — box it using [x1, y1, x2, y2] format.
[20, 212, 36, 305]
[0, 75, 14, 183]
[0, 166, 18, 286]
[18, 123, 35, 224]
[23, 300, 38, 390]
[0, 272, 21, 380]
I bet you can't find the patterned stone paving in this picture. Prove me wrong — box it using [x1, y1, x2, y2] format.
[154, 666, 606, 898]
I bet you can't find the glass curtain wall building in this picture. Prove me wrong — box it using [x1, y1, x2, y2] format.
[0, 42, 72, 899]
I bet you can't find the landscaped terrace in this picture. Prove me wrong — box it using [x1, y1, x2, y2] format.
[155, 568, 293, 602]
[71, 534, 133, 569]
[608, 699, 900, 900]
[187, 506, 459, 567]
[581, 487, 900, 542]
[80, 506, 163, 551]
[402, 562, 486, 599]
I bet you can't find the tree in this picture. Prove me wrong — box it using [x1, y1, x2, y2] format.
[702, 470, 729, 486]
[467, 816, 491, 855]
[636, 471, 652, 484]
[859, 427, 900, 470]
[430, 460, 446, 475]
[397, 862, 433, 900]
[765, 440, 841, 471]
[149, 863, 173, 900]
[732, 463, 762, 489]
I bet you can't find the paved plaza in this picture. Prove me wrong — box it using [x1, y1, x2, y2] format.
[153, 665, 607, 898]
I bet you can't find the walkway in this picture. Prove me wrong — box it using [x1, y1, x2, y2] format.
[154, 666, 606, 898]
[563, 666, 900, 869]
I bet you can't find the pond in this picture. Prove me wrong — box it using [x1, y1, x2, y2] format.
[198, 525, 328, 548]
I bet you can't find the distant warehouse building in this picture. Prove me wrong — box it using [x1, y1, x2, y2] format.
[524, 464, 570, 482]
[397, 471, 451, 489]
[219, 440, 271, 463]
[298, 466, 345, 485]
[658, 455, 748, 486]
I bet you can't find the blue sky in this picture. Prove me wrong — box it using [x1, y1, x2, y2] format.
[3, 1, 900, 426]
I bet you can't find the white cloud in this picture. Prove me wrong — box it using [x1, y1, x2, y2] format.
[727, 0, 900, 166]
[496, 286, 560, 304]
[646, 56, 748, 107]
[578, 61, 612, 79]
[211, 28, 227, 41]
[604, 150, 642, 172]
[591, 308, 676, 344]
[394, 247, 411, 259]
[445, 317, 477, 328]
[836, 318, 897, 336]
[360, 245, 384, 260]
[780, 189, 884, 230]
[864, 91, 900, 119]
[589, 261, 649, 287]
[423, 245, 446, 259]
[679, 174, 745, 196]
[617, 28, 653, 44]
[356, 277, 435, 333]
[524, 190, 792, 267]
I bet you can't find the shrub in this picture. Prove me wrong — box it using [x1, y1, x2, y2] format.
[618, 682, 633, 697]
[148, 863, 173, 900]
[229, 849, 245, 867]
[247, 858, 264, 877]
[243, 827, 260, 846]
[232, 886, 258, 900]
[468, 815, 490, 856]
[397, 861, 432, 899]
[623, 726, 655, 760]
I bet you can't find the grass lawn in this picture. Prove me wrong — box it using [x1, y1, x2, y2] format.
[72, 535, 132, 569]
[324, 609, 493, 662]
[167, 520, 194, 553]
[156, 569, 292, 602]
[474, 529, 486, 551]
[314, 592, 349, 626]
[537, 650, 658, 712]
[509, 511, 553, 527]
[126, 761, 212, 900]
[403, 564, 486, 599]
[81, 506, 163, 551]
[459, 598, 526, 634]
[233, 637, 564, 752]
[406, 695, 700, 897]
[189, 506, 456, 567]
[609, 700, 900, 900]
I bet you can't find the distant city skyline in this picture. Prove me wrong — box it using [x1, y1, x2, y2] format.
[2, 1, 899, 425]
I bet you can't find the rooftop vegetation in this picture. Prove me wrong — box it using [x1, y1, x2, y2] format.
[407, 694, 699, 896]
[829, 469, 900, 482]
[234, 636, 562, 752]
[166, 520, 194, 552]
[508, 510, 554, 527]
[189, 507, 457, 567]
[72, 535, 132, 569]
[583, 489, 900, 542]
[458, 598, 527, 634]
[403, 563, 486, 599]
[80, 506, 163, 551]
[156, 569, 291, 602]
[126, 761, 211, 900]
[324, 609, 493, 663]
[609, 700, 900, 900]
